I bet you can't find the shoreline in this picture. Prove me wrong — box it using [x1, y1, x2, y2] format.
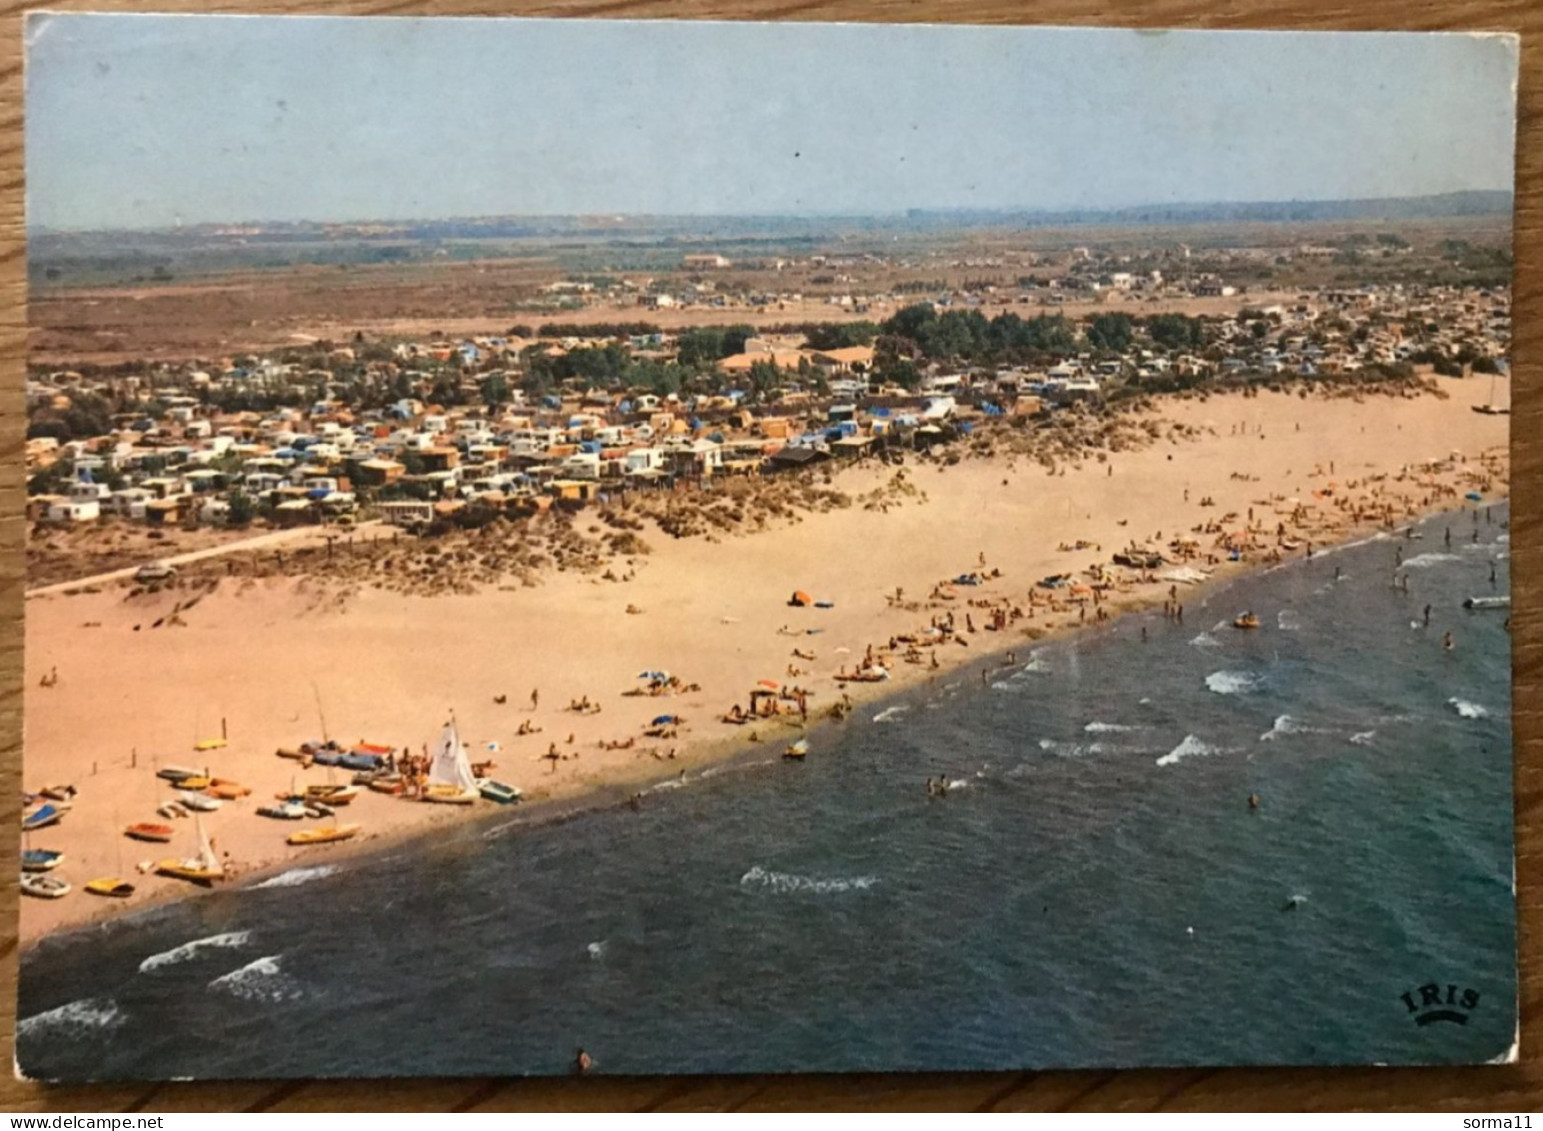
[19, 490, 1508, 959]
[20, 379, 1511, 947]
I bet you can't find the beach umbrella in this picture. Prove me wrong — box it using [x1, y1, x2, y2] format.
[757, 679, 781, 690]
[1466, 491, 1483, 502]
[651, 714, 680, 726]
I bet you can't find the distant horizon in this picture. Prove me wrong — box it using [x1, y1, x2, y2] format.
[26, 189, 1518, 238]
[26, 15, 1519, 231]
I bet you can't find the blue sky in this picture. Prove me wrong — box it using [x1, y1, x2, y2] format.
[25, 14, 1519, 231]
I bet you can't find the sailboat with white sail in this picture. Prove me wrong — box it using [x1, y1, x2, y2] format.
[422, 718, 480, 804]
[154, 814, 228, 885]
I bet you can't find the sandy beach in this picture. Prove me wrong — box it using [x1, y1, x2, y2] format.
[21, 376, 1509, 943]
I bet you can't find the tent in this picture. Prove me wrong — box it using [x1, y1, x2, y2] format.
[789, 590, 814, 606]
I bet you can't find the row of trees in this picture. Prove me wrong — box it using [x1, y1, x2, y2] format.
[877, 303, 1211, 366]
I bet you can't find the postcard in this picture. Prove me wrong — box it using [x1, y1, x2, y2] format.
[17, 14, 1519, 1080]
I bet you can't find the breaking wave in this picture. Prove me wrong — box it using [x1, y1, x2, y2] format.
[1277, 609, 1302, 631]
[1206, 670, 1265, 695]
[17, 997, 126, 1040]
[1448, 698, 1490, 719]
[1084, 721, 1139, 733]
[1157, 735, 1222, 767]
[1350, 731, 1377, 745]
[1020, 651, 1050, 673]
[207, 956, 301, 1003]
[872, 706, 909, 723]
[1258, 715, 1330, 742]
[739, 866, 877, 895]
[1189, 631, 1223, 649]
[139, 931, 252, 973]
[250, 865, 338, 890]
[1402, 553, 1462, 569]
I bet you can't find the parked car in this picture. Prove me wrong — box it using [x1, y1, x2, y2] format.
[134, 561, 177, 583]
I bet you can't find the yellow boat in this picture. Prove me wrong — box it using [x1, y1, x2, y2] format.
[304, 784, 360, 806]
[154, 815, 228, 886]
[207, 779, 251, 800]
[85, 877, 136, 899]
[194, 738, 227, 752]
[177, 776, 213, 791]
[422, 783, 477, 805]
[287, 823, 361, 846]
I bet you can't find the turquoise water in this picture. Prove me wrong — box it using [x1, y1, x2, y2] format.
[17, 504, 1515, 1080]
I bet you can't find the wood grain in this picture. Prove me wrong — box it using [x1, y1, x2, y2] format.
[0, 0, 1538, 1112]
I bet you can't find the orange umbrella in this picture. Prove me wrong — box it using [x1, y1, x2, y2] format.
[757, 679, 781, 690]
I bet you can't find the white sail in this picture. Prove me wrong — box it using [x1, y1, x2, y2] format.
[429, 720, 477, 791]
[192, 814, 220, 872]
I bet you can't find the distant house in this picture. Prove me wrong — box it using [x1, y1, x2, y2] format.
[811, 346, 875, 375]
[378, 500, 436, 529]
[45, 497, 100, 523]
[681, 254, 731, 270]
[353, 459, 406, 488]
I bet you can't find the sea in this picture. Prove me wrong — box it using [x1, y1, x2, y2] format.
[17, 503, 1516, 1080]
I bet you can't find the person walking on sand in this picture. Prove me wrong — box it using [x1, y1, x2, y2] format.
[531, 688, 540, 711]
[1443, 632, 1455, 652]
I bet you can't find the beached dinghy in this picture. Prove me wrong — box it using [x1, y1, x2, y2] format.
[424, 783, 478, 804]
[287, 823, 361, 847]
[22, 804, 64, 832]
[20, 873, 71, 899]
[40, 784, 77, 802]
[784, 738, 810, 761]
[157, 802, 189, 820]
[477, 779, 522, 805]
[176, 792, 223, 812]
[156, 765, 202, 783]
[85, 877, 136, 898]
[422, 719, 481, 804]
[304, 784, 359, 806]
[21, 848, 64, 872]
[257, 800, 307, 820]
[125, 822, 175, 843]
[155, 815, 227, 885]
[207, 779, 251, 799]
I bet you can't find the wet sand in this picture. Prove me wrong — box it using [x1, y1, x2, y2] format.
[20, 377, 1509, 942]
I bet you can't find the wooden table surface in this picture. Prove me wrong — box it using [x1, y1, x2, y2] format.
[1, 0, 1538, 1112]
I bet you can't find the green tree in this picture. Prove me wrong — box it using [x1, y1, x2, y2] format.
[480, 372, 511, 409]
[676, 328, 728, 368]
[1086, 313, 1135, 353]
[227, 489, 256, 528]
[1145, 313, 1205, 352]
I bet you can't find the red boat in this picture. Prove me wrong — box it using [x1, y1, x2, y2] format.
[125, 822, 175, 843]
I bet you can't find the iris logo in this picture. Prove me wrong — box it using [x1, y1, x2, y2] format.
[1401, 982, 1479, 1026]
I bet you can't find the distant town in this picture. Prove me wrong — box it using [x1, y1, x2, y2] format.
[26, 234, 1510, 552]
